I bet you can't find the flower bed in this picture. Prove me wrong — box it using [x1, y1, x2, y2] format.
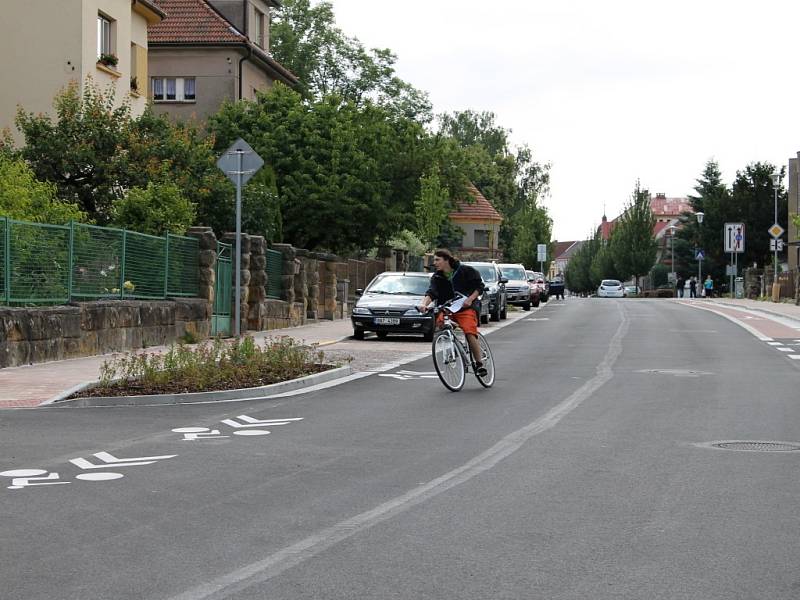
[73, 336, 339, 398]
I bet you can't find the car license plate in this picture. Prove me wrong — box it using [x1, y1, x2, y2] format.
[374, 317, 400, 325]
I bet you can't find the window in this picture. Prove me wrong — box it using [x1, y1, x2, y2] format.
[254, 9, 265, 47]
[474, 229, 490, 248]
[151, 77, 196, 102]
[97, 14, 113, 58]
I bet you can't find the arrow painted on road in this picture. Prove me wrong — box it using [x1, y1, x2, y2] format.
[69, 451, 177, 470]
[221, 415, 303, 428]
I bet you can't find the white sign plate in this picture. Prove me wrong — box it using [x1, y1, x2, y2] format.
[724, 222, 745, 253]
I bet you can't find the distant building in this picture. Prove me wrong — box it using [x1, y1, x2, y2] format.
[0, 0, 165, 143]
[448, 183, 503, 261]
[550, 240, 582, 279]
[147, 0, 298, 123]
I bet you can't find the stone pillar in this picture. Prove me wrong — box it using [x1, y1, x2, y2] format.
[248, 236, 267, 330]
[303, 254, 320, 320]
[321, 260, 338, 319]
[187, 227, 216, 309]
[221, 232, 250, 333]
[272, 243, 298, 305]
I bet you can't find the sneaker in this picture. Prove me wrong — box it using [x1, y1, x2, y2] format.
[475, 362, 488, 378]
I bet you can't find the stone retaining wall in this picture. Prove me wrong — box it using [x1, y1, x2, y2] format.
[0, 298, 210, 368]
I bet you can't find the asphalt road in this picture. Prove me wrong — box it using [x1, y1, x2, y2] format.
[2, 298, 800, 600]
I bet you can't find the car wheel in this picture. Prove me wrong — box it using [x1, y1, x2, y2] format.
[376, 331, 388, 340]
[481, 312, 489, 324]
[490, 309, 500, 322]
[541, 294, 548, 303]
[423, 329, 434, 342]
[532, 298, 540, 308]
[522, 301, 531, 311]
[352, 329, 365, 340]
[500, 305, 507, 319]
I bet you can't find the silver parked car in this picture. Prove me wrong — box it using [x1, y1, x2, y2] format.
[497, 263, 532, 310]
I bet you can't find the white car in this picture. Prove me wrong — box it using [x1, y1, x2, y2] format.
[597, 279, 624, 298]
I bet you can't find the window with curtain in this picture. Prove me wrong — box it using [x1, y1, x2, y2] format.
[97, 15, 112, 57]
[151, 77, 197, 102]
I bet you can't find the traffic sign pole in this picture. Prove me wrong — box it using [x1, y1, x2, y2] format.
[234, 150, 243, 337]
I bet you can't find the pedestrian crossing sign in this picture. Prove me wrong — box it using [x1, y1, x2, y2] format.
[695, 250, 705, 260]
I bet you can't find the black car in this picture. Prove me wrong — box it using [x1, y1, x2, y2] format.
[462, 261, 508, 322]
[351, 272, 434, 341]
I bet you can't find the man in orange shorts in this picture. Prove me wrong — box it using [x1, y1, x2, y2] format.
[418, 249, 487, 377]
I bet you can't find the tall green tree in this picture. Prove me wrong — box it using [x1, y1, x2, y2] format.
[271, 0, 432, 122]
[611, 181, 657, 288]
[0, 154, 85, 223]
[414, 165, 450, 251]
[507, 199, 553, 269]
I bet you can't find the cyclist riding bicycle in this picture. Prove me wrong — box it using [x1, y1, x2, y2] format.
[418, 249, 488, 377]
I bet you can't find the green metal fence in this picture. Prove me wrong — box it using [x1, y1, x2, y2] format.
[1, 216, 198, 306]
[265, 248, 283, 299]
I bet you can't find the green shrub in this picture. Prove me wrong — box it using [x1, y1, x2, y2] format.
[110, 181, 195, 236]
[98, 336, 330, 393]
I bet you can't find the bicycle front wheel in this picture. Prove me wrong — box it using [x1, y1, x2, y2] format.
[432, 331, 466, 392]
[474, 332, 495, 388]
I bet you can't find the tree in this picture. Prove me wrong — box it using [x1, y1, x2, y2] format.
[111, 182, 195, 236]
[16, 82, 130, 222]
[611, 181, 657, 288]
[565, 234, 601, 295]
[208, 84, 429, 254]
[0, 154, 84, 224]
[271, 0, 432, 122]
[507, 200, 552, 269]
[414, 165, 450, 250]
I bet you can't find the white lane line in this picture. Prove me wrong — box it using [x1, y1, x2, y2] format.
[789, 355, 800, 360]
[777, 347, 794, 352]
[166, 304, 630, 600]
[767, 342, 783, 346]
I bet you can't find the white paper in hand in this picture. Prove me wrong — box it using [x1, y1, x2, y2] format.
[448, 296, 467, 313]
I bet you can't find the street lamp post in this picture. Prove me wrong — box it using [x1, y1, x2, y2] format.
[695, 211, 704, 295]
[770, 172, 781, 301]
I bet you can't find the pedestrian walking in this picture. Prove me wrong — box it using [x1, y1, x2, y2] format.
[703, 275, 713, 298]
[689, 276, 697, 298]
[676, 275, 685, 298]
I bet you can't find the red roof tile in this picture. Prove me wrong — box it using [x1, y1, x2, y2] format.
[552, 241, 577, 260]
[449, 184, 503, 223]
[650, 195, 692, 217]
[149, 0, 246, 44]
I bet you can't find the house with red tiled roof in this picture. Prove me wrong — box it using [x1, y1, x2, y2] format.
[550, 240, 582, 279]
[147, 0, 298, 122]
[448, 183, 503, 260]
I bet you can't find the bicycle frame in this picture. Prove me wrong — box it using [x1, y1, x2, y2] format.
[436, 308, 473, 371]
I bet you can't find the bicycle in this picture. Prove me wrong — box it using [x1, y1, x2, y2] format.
[430, 300, 495, 392]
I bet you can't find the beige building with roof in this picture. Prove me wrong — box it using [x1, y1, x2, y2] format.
[147, 0, 298, 123]
[0, 0, 164, 143]
[448, 183, 503, 260]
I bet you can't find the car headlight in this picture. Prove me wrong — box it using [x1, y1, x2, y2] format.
[404, 308, 422, 316]
[352, 307, 371, 315]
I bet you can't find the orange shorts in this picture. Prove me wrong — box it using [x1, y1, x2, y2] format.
[436, 308, 479, 336]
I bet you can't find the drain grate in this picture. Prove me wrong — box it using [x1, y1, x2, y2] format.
[711, 441, 800, 452]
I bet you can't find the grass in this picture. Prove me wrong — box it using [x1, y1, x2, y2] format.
[83, 336, 339, 397]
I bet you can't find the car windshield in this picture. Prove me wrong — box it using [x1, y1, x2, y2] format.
[367, 275, 430, 295]
[525, 271, 535, 280]
[469, 265, 497, 283]
[602, 280, 621, 287]
[500, 267, 526, 281]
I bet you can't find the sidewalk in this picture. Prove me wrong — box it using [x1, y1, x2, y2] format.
[704, 297, 800, 324]
[0, 319, 355, 409]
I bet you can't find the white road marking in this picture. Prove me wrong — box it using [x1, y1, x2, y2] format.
[788, 355, 800, 360]
[682, 303, 773, 341]
[165, 304, 630, 600]
[777, 347, 794, 352]
[76, 472, 124, 482]
[767, 342, 783, 346]
[232, 430, 271, 437]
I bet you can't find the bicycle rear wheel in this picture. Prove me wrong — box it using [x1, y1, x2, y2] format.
[474, 332, 495, 388]
[432, 331, 466, 392]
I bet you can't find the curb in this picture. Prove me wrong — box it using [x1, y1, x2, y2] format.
[51, 365, 353, 408]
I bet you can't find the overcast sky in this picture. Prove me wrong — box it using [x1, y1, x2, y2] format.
[328, 0, 800, 241]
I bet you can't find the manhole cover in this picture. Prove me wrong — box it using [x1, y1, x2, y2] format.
[710, 441, 800, 452]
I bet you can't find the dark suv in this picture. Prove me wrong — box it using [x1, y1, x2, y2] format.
[462, 261, 508, 321]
